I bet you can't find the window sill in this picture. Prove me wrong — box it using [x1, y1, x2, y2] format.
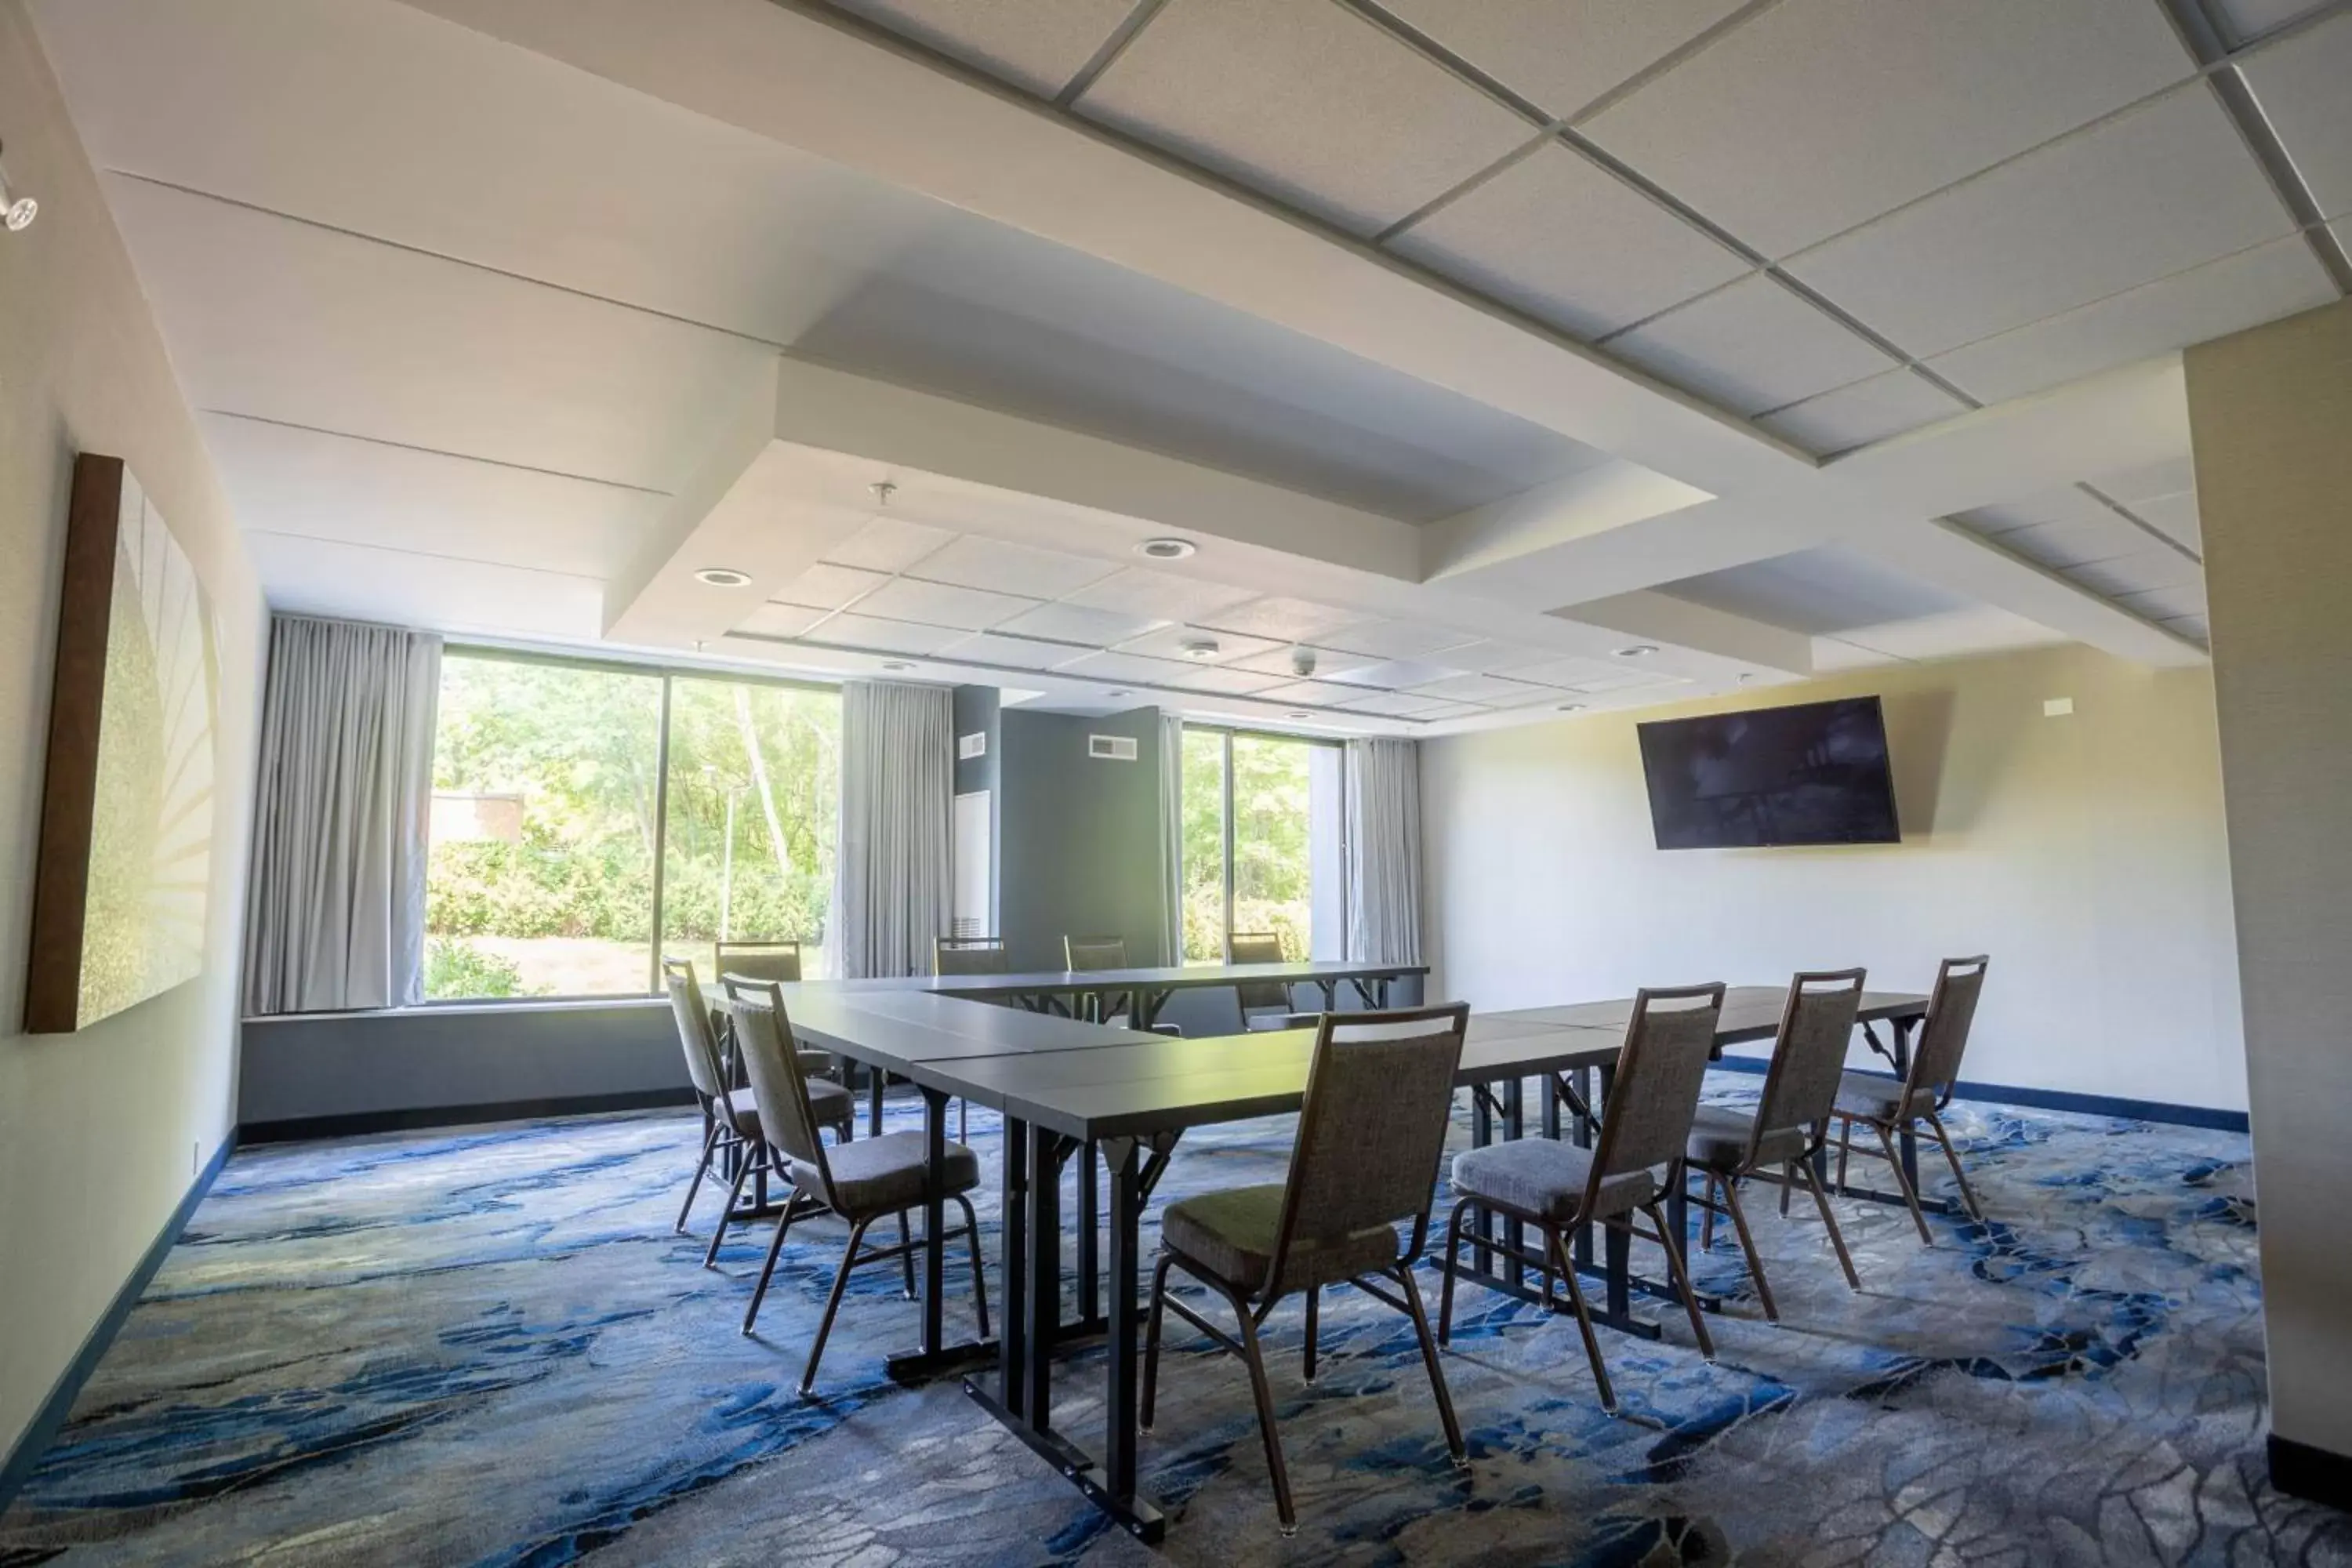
[243, 995, 666, 1025]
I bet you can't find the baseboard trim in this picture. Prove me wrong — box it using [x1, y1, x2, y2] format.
[0, 1133, 237, 1516]
[2270, 1433, 2352, 1510]
[1708, 1058, 2249, 1133]
[238, 1087, 699, 1145]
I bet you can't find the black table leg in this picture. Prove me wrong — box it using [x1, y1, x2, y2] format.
[1576, 1065, 1601, 1270]
[1102, 1137, 1143, 1502]
[1078, 1138, 1100, 1327]
[1502, 1076, 1525, 1294]
[1000, 1115, 1028, 1417]
[1470, 1087, 1496, 1272]
[1316, 979, 1338, 1011]
[884, 1088, 996, 1385]
[869, 1069, 886, 1138]
[1025, 1129, 1061, 1427]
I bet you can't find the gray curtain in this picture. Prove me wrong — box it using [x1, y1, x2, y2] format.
[1345, 737, 1422, 966]
[1158, 710, 1185, 966]
[836, 681, 954, 978]
[243, 615, 441, 1013]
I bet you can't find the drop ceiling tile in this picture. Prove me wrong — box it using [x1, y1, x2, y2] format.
[2214, 0, 2337, 44]
[1387, 143, 1750, 338]
[2064, 547, 2204, 597]
[738, 602, 829, 639]
[1409, 673, 1558, 706]
[1192, 595, 1365, 642]
[1926, 237, 2336, 403]
[1255, 679, 1374, 707]
[1165, 665, 1293, 696]
[1951, 485, 2117, 536]
[1603, 275, 1899, 415]
[1784, 86, 2296, 358]
[855, 575, 1040, 630]
[2160, 612, 2212, 641]
[1053, 649, 1206, 686]
[1560, 668, 1691, 694]
[996, 600, 1169, 644]
[1228, 644, 1382, 680]
[823, 516, 957, 574]
[1114, 625, 1285, 663]
[1325, 657, 1461, 690]
[2241, 9, 2352, 218]
[1995, 514, 2160, 569]
[1321, 619, 1484, 661]
[2129, 492, 2201, 552]
[1581, 0, 2194, 260]
[936, 630, 1093, 670]
[1064, 565, 1258, 623]
[823, 0, 1138, 97]
[1424, 641, 1558, 675]
[908, 535, 1118, 597]
[1074, 0, 1535, 237]
[777, 561, 890, 610]
[2093, 457, 2197, 505]
[1336, 688, 1447, 717]
[1505, 655, 1639, 689]
[1757, 370, 1970, 455]
[1396, 699, 1486, 722]
[1379, 0, 1747, 120]
[803, 613, 968, 655]
[1837, 604, 2067, 661]
[2114, 582, 2209, 621]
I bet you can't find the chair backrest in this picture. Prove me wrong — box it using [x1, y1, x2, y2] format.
[662, 957, 730, 1105]
[1750, 968, 1867, 1160]
[1585, 983, 1727, 1210]
[1229, 931, 1291, 1011]
[935, 936, 1009, 976]
[718, 978, 837, 1206]
[1906, 955, 1989, 1107]
[715, 940, 800, 985]
[1064, 935, 1127, 971]
[1267, 1003, 1470, 1297]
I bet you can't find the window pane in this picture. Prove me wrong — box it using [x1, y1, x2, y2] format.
[659, 678, 841, 976]
[1180, 728, 1226, 961]
[425, 655, 663, 999]
[1232, 734, 1315, 960]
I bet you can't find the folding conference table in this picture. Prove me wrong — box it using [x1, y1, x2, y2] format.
[829, 957, 1428, 1027]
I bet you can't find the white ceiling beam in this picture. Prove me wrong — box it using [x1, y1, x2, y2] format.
[1421, 460, 1713, 583]
[1559, 590, 1817, 677]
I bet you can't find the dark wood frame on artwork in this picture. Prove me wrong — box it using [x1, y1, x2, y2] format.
[24, 453, 129, 1034]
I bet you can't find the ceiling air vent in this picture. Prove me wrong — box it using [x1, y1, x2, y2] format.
[1088, 734, 1139, 761]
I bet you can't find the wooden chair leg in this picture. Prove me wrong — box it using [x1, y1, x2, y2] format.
[1719, 1175, 1778, 1323]
[1390, 1262, 1467, 1467]
[1642, 1202, 1716, 1362]
[1224, 1281, 1296, 1535]
[1924, 1112, 1986, 1221]
[1437, 1200, 1469, 1345]
[1796, 1156, 1862, 1290]
[1302, 1286, 1320, 1384]
[1548, 1226, 1615, 1414]
[954, 1193, 990, 1340]
[1141, 1252, 1174, 1432]
[799, 1217, 872, 1396]
[1874, 1122, 1934, 1244]
[742, 1192, 808, 1334]
[675, 1120, 723, 1234]
[702, 1148, 758, 1269]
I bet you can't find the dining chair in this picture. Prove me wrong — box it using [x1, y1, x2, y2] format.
[713, 939, 800, 984]
[1439, 982, 1726, 1415]
[663, 958, 852, 1265]
[1683, 969, 1865, 1319]
[1829, 956, 1991, 1241]
[933, 935, 1008, 975]
[1229, 931, 1300, 1032]
[719, 977, 989, 1396]
[1064, 933, 1132, 1025]
[1142, 1004, 1472, 1535]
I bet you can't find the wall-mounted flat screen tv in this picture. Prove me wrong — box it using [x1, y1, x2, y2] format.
[1636, 696, 1900, 849]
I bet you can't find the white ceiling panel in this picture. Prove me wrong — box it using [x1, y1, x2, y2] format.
[1074, 0, 1534, 237]
[1926, 237, 2337, 404]
[737, 602, 830, 639]
[1386, 143, 1750, 339]
[935, 630, 1093, 670]
[1835, 604, 2067, 661]
[1194, 597, 1365, 643]
[1993, 513, 2161, 569]
[2129, 491, 2202, 552]
[855, 575, 1039, 630]
[199, 412, 666, 578]
[2161, 612, 2211, 642]
[996, 601, 1169, 644]
[1408, 673, 1557, 706]
[1581, 0, 2193, 260]
[2213, 0, 2339, 43]
[1423, 641, 1557, 675]
[2241, 9, 2352, 218]
[2092, 456, 2197, 504]
[802, 613, 969, 655]
[822, 0, 1134, 97]
[1504, 655, 1643, 690]
[1051, 649, 1209, 686]
[907, 535, 1118, 597]
[823, 516, 959, 573]
[1784, 86, 2296, 358]
[1660, 545, 1966, 634]
[1756, 370, 1971, 455]
[1114, 625, 1285, 664]
[1254, 679, 1375, 707]
[249, 532, 603, 639]
[777, 562, 890, 610]
[2114, 583, 2207, 622]
[1064, 566, 1258, 622]
[2063, 548, 2203, 597]
[1327, 658, 1461, 689]
[1950, 485, 2118, 535]
[1335, 688, 1454, 717]
[1321, 620, 1483, 660]
[1602, 275, 1900, 415]
[1227, 644, 1381, 680]
[104, 176, 776, 491]
[1163, 665, 1293, 696]
[1379, 0, 1748, 121]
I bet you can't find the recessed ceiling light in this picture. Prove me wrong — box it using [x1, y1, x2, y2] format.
[1285, 710, 1313, 720]
[1105, 688, 1131, 698]
[1614, 644, 1659, 658]
[880, 660, 914, 672]
[1178, 636, 1221, 659]
[695, 566, 753, 588]
[1737, 673, 1758, 684]
[1556, 702, 1585, 713]
[1138, 537, 1196, 561]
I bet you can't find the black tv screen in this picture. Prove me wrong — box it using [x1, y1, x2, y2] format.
[1637, 696, 1900, 849]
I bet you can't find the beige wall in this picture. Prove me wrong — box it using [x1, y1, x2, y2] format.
[0, 7, 264, 1463]
[1422, 643, 2245, 1111]
[2187, 296, 2352, 1463]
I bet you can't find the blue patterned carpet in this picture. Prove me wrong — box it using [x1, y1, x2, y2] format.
[2, 1081, 2343, 1566]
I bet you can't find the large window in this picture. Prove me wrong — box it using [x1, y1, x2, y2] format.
[423, 651, 839, 1000]
[1180, 726, 1345, 964]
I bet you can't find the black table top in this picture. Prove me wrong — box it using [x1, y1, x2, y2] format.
[1483, 985, 1927, 1045]
[809, 959, 1429, 999]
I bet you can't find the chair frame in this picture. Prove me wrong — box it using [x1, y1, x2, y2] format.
[1227, 930, 1297, 1030]
[719, 977, 990, 1396]
[1829, 956, 1991, 1241]
[1436, 982, 1727, 1416]
[1139, 1004, 1472, 1535]
[713, 938, 803, 983]
[933, 935, 1008, 975]
[1063, 934, 1132, 1025]
[1685, 969, 1867, 1320]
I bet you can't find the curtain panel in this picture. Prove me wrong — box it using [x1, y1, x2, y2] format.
[242, 615, 441, 1014]
[1345, 736, 1422, 966]
[835, 681, 954, 978]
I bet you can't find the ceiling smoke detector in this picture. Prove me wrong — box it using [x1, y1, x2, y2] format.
[1178, 636, 1221, 660]
[1289, 646, 1317, 678]
[1614, 644, 1659, 658]
[1137, 537, 1196, 561]
[694, 566, 752, 588]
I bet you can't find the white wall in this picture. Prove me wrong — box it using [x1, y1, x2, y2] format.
[1421, 643, 2245, 1112]
[2187, 296, 2352, 1466]
[0, 5, 266, 1463]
